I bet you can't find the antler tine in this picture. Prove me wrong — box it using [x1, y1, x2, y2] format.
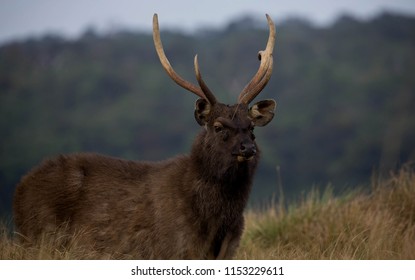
[238, 14, 276, 104]
[240, 56, 273, 104]
[194, 55, 217, 104]
[152, 14, 207, 100]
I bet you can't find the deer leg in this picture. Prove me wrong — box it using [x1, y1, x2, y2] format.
[216, 233, 231, 260]
[216, 232, 241, 260]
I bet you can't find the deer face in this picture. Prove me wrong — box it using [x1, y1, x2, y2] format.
[195, 99, 276, 162]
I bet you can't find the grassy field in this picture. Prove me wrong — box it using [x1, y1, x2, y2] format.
[1, 166, 415, 259]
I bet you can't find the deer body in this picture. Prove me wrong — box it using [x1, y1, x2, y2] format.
[13, 153, 248, 259]
[13, 14, 277, 259]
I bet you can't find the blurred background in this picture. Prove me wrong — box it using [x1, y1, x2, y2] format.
[1, 0, 415, 219]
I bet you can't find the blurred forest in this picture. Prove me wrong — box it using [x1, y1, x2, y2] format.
[1, 12, 415, 219]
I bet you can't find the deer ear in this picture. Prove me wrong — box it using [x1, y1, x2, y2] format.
[194, 98, 211, 126]
[249, 99, 276, 127]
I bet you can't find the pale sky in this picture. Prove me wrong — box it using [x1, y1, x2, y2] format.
[1, 0, 415, 44]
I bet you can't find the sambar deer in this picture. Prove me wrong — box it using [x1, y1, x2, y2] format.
[13, 14, 276, 259]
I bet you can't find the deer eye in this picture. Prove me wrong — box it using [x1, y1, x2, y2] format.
[213, 121, 224, 133]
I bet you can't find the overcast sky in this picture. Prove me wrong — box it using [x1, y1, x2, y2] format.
[1, 0, 415, 44]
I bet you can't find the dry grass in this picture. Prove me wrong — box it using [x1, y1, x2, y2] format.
[1, 166, 415, 259]
[237, 166, 415, 259]
[0, 224, 107, 259]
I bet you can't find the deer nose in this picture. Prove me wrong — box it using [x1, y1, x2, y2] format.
[240, 142, 256, 158]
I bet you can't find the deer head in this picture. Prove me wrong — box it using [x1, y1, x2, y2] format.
[153, 14, 276, 166]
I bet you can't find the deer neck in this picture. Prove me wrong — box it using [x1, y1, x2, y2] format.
[189, 130, 258, 197]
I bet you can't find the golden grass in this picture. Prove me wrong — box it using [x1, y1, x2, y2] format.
[1, 166, 415, 259]
[237, 166, 415, 259]
[0, 224, 105, 259]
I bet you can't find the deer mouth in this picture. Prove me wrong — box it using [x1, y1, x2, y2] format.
[237, 155, 255, 162]
[234, 148, 256, 162]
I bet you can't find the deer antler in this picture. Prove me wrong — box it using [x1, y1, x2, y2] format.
[153, 14, 217, 104]
[194, 55, 216, 103]
[238, 14, 276, 104]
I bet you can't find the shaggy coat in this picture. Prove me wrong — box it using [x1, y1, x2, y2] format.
[13, 102, 275, 259]
[14, 13, 277, 259]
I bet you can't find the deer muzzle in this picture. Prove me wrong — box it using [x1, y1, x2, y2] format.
[236, 142, 257, 162]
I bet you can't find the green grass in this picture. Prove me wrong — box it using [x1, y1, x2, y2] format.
[2, 166, 415, 259]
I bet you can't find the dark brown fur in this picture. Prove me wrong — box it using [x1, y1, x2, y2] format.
[13, 102, 275, 259]
[14, 13, 277, 259]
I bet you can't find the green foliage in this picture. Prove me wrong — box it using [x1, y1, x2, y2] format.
[1, 12, 415, 217]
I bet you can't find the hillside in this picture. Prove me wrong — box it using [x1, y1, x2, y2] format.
[1, 12, 415, 217]
[238, 165, 415, 259]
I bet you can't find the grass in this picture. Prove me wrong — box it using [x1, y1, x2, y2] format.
[237, 166, 415, 259]
[1, 166, 415, 259]
[0, 224, 105, 259]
